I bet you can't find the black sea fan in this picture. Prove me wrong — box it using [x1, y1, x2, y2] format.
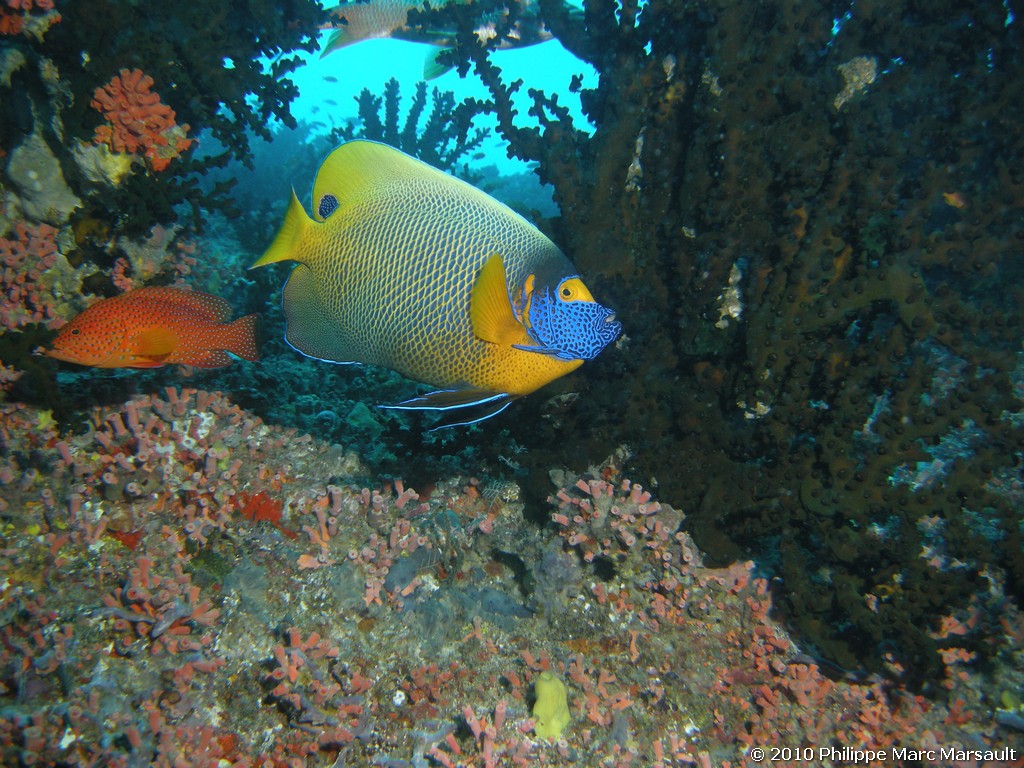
[332, 78, 488, 176]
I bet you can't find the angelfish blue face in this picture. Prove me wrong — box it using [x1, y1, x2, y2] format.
[515, 275, 622, 361]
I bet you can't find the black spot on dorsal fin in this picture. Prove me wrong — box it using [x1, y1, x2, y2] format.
[318, 194, 339, 219]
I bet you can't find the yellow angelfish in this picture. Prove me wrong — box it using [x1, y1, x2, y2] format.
[252, 140, 621, 427]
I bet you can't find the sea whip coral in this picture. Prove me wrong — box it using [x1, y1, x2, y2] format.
[91, 68, 193, 172]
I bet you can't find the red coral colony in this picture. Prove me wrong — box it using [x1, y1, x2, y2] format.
[91, 68, 193, 172]
[0, 0, 58, 37]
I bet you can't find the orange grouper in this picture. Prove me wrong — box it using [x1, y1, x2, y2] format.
[251, 140, 621, 427]
[40, 286, 258, 369]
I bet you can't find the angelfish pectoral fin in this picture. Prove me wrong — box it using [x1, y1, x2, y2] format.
[381, 389, 514, 429]
[470, 254, 523, 347]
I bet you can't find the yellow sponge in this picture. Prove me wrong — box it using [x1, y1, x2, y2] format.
[532, 671, 570, 740]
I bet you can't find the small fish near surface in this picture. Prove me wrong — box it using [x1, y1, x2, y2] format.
[252, 140, 621, 427]
[39, 286, 259, 369]
[321, 0, 576, 79]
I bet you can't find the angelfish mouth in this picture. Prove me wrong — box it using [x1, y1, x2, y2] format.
[605, 313, 617, 323]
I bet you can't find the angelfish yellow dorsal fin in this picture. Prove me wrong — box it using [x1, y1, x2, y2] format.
[250, 191, 313, 268]
[471, 254, 525, 346]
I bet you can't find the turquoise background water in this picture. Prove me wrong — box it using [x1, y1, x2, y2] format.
[280, 33, 598, 175]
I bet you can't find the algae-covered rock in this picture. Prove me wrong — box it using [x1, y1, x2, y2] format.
[6, 132, 80, 224]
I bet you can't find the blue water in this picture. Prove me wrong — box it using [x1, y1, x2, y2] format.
[279, 33, 598, 175]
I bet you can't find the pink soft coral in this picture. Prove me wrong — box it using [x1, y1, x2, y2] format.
[0, 221, 64, 331]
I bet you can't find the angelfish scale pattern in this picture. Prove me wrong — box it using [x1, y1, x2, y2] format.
[295, 170, 567, 390]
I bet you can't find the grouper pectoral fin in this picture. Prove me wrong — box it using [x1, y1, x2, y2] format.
[132, 327, 177, 360]
[381, 389, 514, 428]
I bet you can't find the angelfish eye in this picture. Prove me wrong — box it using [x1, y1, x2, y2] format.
[555, 276, 594, 303]
[557, 280, 582, 301]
